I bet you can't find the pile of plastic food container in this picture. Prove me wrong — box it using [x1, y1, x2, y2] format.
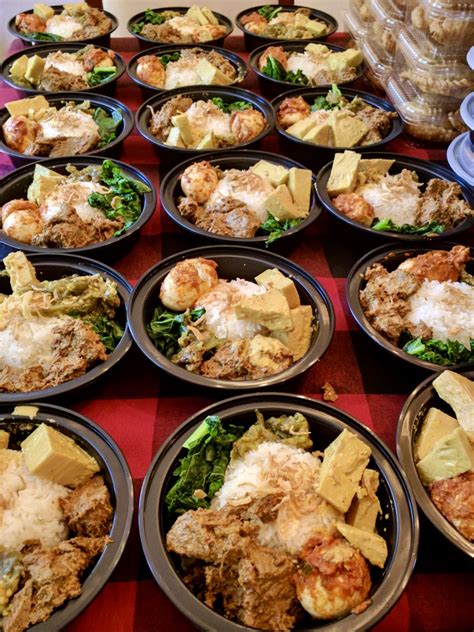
[345, 0, 474, 143]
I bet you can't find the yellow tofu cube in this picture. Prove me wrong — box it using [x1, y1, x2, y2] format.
[346, 469, 381, 532]
[415, 408, 459, 462]
[288, 168, 312, 217]
[196, 131, 214, 149]
[416, 427, 474, 485]
[5, 95, 49, 117]
[195, 58, 233, 85]
[272, 305, 313, 361]
[166, 127, 185, 148]
[171, 113, 193, 146]
[25, 55, 45, 86]
[21, 423, 100, 488]
[327, 150, 361, 196]
[336, 522, 388, 568]
[318, 429, 371, 513]
[302, 120, 334, 146]
[329, 112, 368, 147]
[250, 160, 289, 186]
[235, 288, 293, 331]
[264, 184, 299, 221]
[9, 55, 29, 80]
[433, 370, 474, 441]
[255, 268, 300, 308]
[33, 3, 55, 20]
[286, 118, 317, 139]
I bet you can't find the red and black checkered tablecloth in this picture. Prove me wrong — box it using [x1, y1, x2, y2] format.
[0, 34, 472, 632]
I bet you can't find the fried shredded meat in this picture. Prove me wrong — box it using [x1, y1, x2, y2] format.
[59, 475, 113, 538]
[430, 472, 474, 542]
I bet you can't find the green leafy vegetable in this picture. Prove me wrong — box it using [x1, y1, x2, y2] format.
[260, 213, 301, 245]
[210, 97, 252, 114]
[23, 31, 63, 41]
[83, 314, 124, 352]
[371, 218, 445, 235]
[88, 159, 151, 236]
[262, 55, 308, 84]
[311, 84, 342, 111]
[131, 8, 166, 33]
[147, 306, 205, 358]
[86, 66, 116, 87]
[165, 415, 245, 516]
[285, 69, 309, 85]
[158, 52, 181, 67]
[403, 337, 474, 366]
[93, 108, 122, 148]
[257, 5, 283, 21]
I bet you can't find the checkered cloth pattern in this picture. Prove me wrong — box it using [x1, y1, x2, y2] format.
[0, 34, 472, 632]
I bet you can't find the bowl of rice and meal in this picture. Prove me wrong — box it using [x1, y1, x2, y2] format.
[347, 243, 474, 371]
[128, 246, 334, 389]
[0, 402, 133, 631]
[8, 1, 118, 47]
[128, 5, 233, 50]
[140, 392, 419, 631]
[236, 4, 338, 51]
[397, 368, 474, 558]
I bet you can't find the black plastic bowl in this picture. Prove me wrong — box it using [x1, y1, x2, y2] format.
[128, 246, 334, 390]
[135, 86, 275, 162]
[127, 7, 233, 51]
[249, 41, 365, 99]
[0, 92, 134, 167]
[318, 152, 474, 242]
[1, 43, 126, 96]
[8, 4, 118, 47]
[0, 155, 156, 259]
[160, 149, 322, 245]
[0, 402, 133, 629]
[272, 88, 403, 169]
[139, 392, 419, 631]
[397, 369, 474, 558]
[0, 253, 132, 403]
[127, 44, 248, 98]
[236, 4, 338, 51]
[346, 243, 474, 371]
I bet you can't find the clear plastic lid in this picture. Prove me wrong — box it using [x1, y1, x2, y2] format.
[406, 0, 474, 55]
[460, 93, 474, 129]
[349, 0, 375, 23]
[386, 75, 467, 142]
[366, 0, 404, 62]
[395, 27, 474, 100]
[361, 40, 394, 90]
[344, 10, 370, 41]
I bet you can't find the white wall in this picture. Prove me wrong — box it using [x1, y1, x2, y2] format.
[1, 0, 349, 56]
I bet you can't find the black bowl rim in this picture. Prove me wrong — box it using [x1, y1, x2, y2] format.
[0, 252, 132, 402]
[135, 85, 275, 154]
[127, 7, 233, 46]
[235, 4, 338, 41]
[0, 155, 156, 255]
[249, 41, 365, 89]
[396, 368, 474, 558]
[127, 245, 335, 390]
[1, 42, 126, 94]
[8, 4, 118, 44]
[126, 43, 248, 92]
[159, 148, 322, 243]
[346, 242, 474, 371]
[316, 151, 474, 241]
[0, 401, 134, 630]
[0, 91, 135, 161]
[271, 87, 403, 152]
[139, 392, 419, 632]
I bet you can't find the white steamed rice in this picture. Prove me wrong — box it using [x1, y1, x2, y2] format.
[0, 450, 69, 551]
[197, 279, 267, 340]
[407, 280, 474, 348]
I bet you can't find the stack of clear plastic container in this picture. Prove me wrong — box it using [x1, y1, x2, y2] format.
[386, 1, 474, 141]
[345, 0, 404, 90]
